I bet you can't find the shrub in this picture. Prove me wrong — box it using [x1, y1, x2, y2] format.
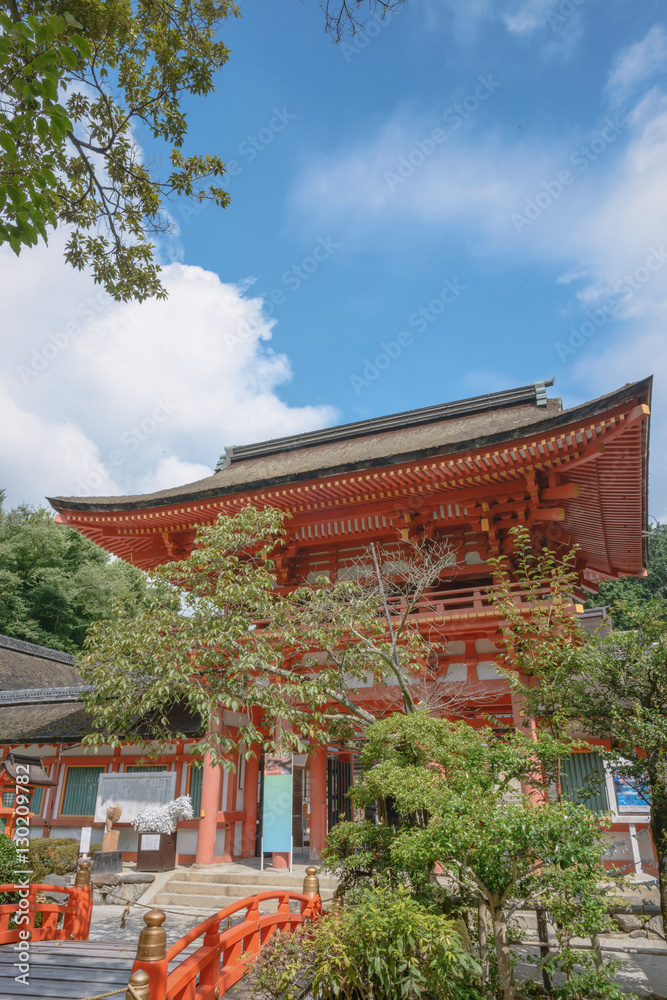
[28, 837, 83, 882]
[0, 834, 17, 884]
[552, 969, 639, 1000]
[0, 834, 18, 904]
[251, 885, 482, 1000]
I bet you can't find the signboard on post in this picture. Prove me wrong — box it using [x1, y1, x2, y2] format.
[261, 754, 292, 866]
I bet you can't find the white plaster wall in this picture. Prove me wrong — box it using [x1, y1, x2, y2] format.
[50, 826, 82, 840]
[444, 663, 467, 683]
[176, 829, 198, 855]
[118, 829, 139, 852]
[476, 661, 502, 680]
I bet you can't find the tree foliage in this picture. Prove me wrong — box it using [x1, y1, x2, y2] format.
[0, 0, 237, 301]
[588, 521, 667, 626]
[0, 496, 149, 653]
[251, 884, 480, 1000]
[490, 527, 667, 942]
[81, 505, 470, 762]
[322, 714, 626, 1000]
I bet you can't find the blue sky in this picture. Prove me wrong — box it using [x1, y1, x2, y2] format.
[2, 0, 667, 517]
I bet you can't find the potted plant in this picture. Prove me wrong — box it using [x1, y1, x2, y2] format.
[133, 795, 193, 872]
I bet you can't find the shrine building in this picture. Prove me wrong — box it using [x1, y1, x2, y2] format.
[33, 376, 653, 871]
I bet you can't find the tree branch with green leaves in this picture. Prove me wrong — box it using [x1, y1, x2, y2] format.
[0, 0, 237, 301]
[80, 506, 466, 764]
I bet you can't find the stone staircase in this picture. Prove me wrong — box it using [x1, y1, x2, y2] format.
[153, 861, 338, 913]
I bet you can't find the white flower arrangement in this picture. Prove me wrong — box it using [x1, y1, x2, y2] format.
[133, 795, 194, 834]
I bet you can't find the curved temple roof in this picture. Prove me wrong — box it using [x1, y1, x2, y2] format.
[48, 377, 651, 580]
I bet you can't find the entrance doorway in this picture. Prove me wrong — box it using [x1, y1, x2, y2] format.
[292, 757, 310, 856]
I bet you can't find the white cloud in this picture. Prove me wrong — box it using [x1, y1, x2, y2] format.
[606, 24, 667, 108]
[291, 112, 562, 250]
[1, 236, 337, 508]
[502, 0, 557, 35]
[292, 38, 667, 511]
[137, 457, 214, 495]
[291, 64, 667, 282]
[0, 385, 115, 505]
[417, 0, 584, 54]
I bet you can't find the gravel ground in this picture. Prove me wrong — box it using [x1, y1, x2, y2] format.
[89, 902, 237, 945]
[515, 942, 667, 997]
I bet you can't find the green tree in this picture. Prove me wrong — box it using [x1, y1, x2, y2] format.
[490, 528, 667, 941]
[81, 506, 469, 762]
[0, 0, 236, 301]
[322, 714, 624, 1000]
[0, 498, 149, 653]
[0, 0, 403, 301]
[588, 522, 667, 626]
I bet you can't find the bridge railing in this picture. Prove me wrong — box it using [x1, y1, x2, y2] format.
[0, 858, 92, 944]
[126, 865, 323, 1000]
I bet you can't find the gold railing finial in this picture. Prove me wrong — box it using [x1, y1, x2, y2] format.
[303, 865, 320, 896]
[126, 968, 150, 1000]
[74, 859, 91, 886]
[135, 908, 167, 962]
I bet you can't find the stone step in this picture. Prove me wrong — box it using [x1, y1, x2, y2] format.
[154, 890, 333, 912]
[160, 879, 335, 900]
[178, 870, 338, 890]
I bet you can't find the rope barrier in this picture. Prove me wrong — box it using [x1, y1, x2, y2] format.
[76, 985, 143, 1000]
[95, 885, 236, 925]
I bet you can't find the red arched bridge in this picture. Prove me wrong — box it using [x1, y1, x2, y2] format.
[0, 861, 323, 999]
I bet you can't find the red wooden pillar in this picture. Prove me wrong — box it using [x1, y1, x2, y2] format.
[195, 752, 221, 865]
[309, 745, 328, 861]
[242, 749, 260, 858]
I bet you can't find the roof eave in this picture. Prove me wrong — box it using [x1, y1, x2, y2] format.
[48, 377, 652, 515]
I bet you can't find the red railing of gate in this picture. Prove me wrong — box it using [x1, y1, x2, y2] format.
[0, 859, 93, 944]
[129, 868, 323, 1000]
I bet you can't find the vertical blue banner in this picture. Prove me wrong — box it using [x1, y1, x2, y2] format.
[262, 754, 292, 852]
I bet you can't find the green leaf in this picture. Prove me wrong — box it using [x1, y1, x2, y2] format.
[0, 133, 17, 160]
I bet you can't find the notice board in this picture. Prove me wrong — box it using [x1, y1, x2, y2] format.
[94, 771, 177, 824]
[262, 754, 292, 852]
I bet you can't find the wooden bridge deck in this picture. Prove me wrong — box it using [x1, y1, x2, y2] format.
[0, 940, 256, 1000]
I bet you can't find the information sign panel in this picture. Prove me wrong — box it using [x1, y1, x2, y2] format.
[612, 771, 650, 814]
[94, 772, 177, 824]
[262, 754, 292, 852]
[141, 834, 161, 851]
